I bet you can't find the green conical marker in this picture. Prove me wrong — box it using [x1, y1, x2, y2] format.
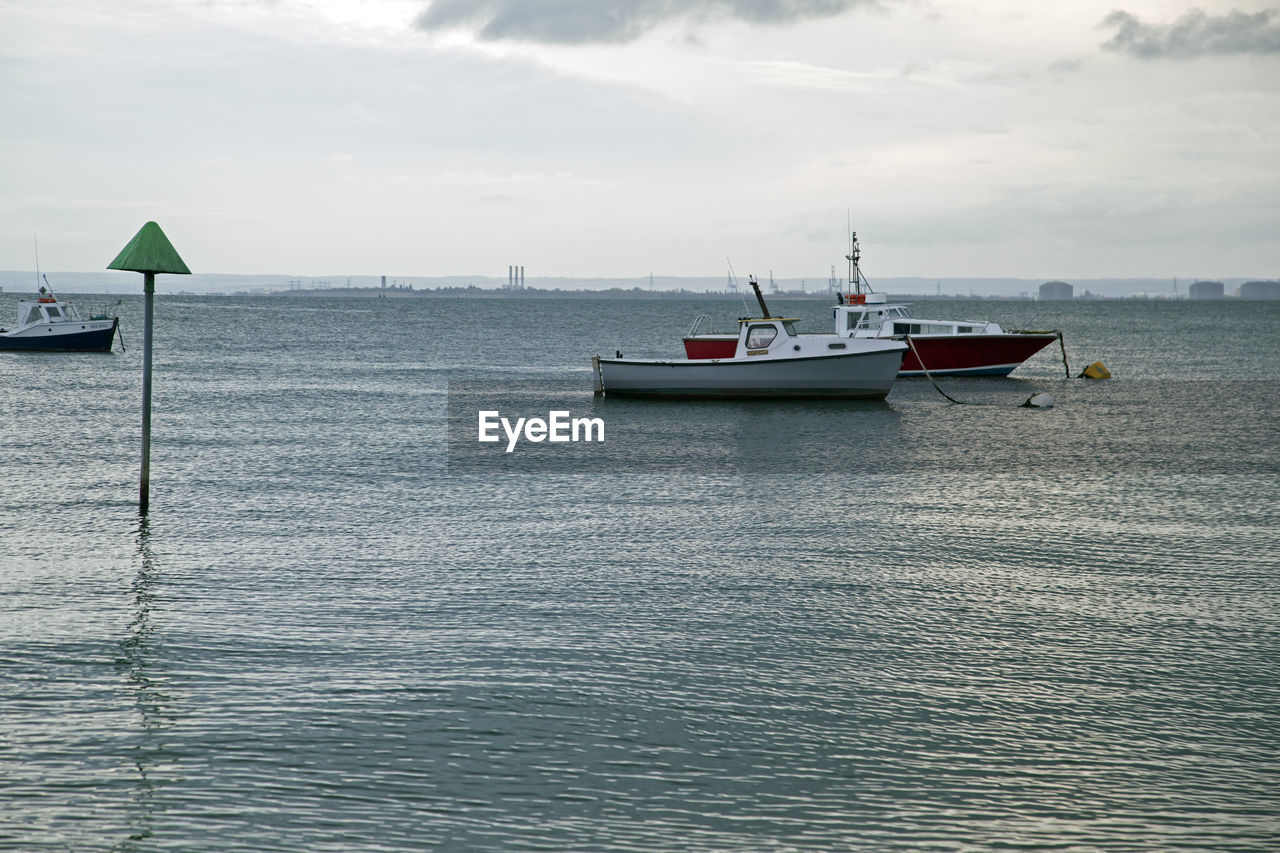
[108, 221, 191, 278]
[108, 221, 191, 514]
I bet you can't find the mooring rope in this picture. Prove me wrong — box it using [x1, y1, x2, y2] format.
[905, 336, 967, 405]
[1012, 327, 1070, 377]
[904, 335, 1056, 408]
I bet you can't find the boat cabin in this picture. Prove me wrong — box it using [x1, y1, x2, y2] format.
[13, 297, 87, 330]
[682, 315, 818, 360]
[835, 293, 902, 337]
[680, 315, 876, 361]
[740, 317, 798, 354]
[683, 315, 801, 360]
[835, 293, 1001, 339]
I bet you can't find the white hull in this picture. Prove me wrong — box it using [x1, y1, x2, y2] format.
[1, 294, 118, 352]
[596, 347, 904, 398]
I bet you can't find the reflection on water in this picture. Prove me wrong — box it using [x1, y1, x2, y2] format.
[114, 518, 163, 850]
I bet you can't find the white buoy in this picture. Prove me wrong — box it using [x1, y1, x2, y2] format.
[1022, 392, 1054, 408]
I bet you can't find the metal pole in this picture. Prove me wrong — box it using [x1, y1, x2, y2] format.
[140, 271, 155, 514]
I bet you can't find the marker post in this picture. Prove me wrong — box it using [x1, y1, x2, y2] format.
[107, 222, 191, 514]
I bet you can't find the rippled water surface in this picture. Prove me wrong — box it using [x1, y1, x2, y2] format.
[2, 293, 1278, 851]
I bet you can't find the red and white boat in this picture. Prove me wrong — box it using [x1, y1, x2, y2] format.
[593, 279, 906, 399]
[684, 234, 1061, 377]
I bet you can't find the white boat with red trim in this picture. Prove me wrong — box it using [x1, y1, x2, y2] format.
[593, 278, 906, 399]
[0, 285, 120, 352]
[833, 290, 1060, 377]
[684, 233, 1062, 378]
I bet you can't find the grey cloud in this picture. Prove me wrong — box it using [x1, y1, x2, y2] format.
[415, 0, 868, 44]
[1101, 7, 1280, 59]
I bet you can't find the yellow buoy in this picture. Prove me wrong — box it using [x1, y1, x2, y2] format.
[1080, 361, 1111, 380]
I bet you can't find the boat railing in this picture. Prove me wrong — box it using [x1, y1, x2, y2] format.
[687, 314, 717, 337]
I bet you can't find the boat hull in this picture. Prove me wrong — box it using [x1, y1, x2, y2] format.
[685, 332, 1058, 377]
[0, 318, 118, 352]
[597, 347, 905, 399]
[899, 333, 1057, 377]
[682, 335, 737, 359]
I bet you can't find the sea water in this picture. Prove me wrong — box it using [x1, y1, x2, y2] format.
[1, 293, 1278, 851]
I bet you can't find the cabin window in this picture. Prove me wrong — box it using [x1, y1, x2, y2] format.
[46, 306, 62, 320]
[958, 326, 974, 334]
[782, 321, 797, 336]
[828, 342, 846, 349]
[24, 306, 43, 325]
[746, 324, 777, 349]
[894, 323, 921, 335]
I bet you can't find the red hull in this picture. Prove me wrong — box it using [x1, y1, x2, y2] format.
[683, 336, 737, 359]
[685, 333, 1057, 376]
[900, 334, 1057, 376]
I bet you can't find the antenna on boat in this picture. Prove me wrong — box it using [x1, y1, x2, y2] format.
[843, 229, 877, 296]
[846, 230, 862, 295]
[727, 257, 751, 314]
[33, 234, 40, 292]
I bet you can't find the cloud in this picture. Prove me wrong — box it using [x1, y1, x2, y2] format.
[415, 0, 869, 44]
[1101, 7, 1280, 59]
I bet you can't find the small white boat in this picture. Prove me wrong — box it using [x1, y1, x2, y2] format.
[593, 278, 906, 398]
[685, 233, 1061, 377]
[0, 285, 119, 352]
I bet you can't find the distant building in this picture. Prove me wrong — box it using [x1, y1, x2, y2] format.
[1189, 280, 1224, 299]
[1239, 280, 1280, 299]
[1039, 280, 1073, 300]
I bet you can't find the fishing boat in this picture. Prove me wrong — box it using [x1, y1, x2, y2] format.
[684, 233, 1061, 377]
[0, 284, 120, 352]
[593, 278, 906, 398]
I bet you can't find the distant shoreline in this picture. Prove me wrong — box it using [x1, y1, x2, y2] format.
[5, 284, 1273, 301]
[249, 286, 859, 300]
[210, 286, 1279, 301]
[2, 271, 1275, 300]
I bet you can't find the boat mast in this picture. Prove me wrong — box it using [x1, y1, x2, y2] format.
[748, 275, 772, 318]
[846, 231, 861, 295]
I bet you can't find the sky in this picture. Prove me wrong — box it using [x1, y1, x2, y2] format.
[2, 0, 1278, 282]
